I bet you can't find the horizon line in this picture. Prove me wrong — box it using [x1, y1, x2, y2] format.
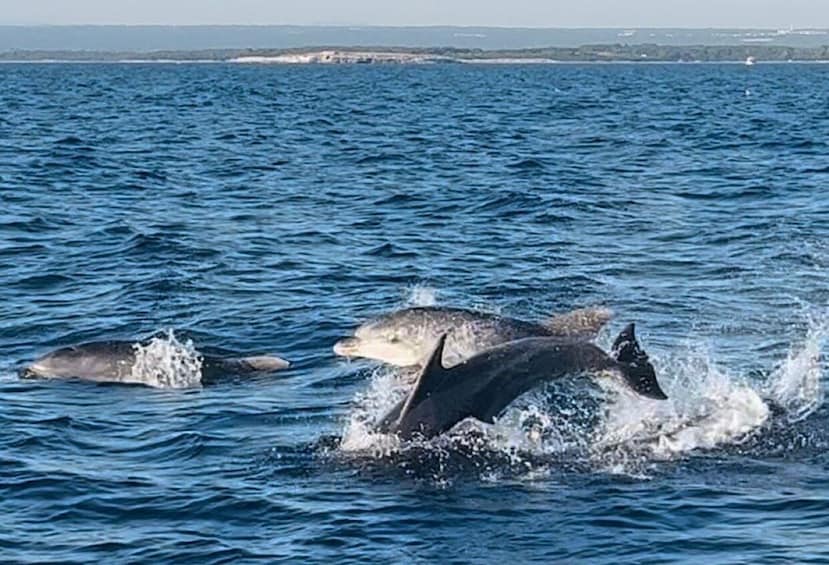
[1, 24, 827, 31]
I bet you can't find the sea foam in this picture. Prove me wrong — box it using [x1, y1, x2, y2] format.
[130, 329, 203, 389]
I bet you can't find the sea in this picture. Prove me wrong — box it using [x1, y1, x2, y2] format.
[1, 62, 828, 563]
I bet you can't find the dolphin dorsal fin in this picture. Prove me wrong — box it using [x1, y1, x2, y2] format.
[396, 334, 449, 426]
[612, 323, 645, 363]
[545, 306, 613, 339]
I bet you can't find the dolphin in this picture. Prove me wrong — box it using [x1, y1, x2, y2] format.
[334, 305, 612, 368]
[379, 323, 667, 440]
[22, 340, 290, 385]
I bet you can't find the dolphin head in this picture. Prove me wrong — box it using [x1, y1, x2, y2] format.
[23, 346, 91, 378]
[333, 310, 437, 367]
[610, 323, 668, 400]
[22, 342, 135, 381]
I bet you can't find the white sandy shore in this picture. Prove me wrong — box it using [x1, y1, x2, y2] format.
[229, 50, 453, 64]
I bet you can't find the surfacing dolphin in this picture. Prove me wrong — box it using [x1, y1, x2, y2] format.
[22, 340, 290, 385]
[380, 323, 667, 440]
[334, 305, 612, 368]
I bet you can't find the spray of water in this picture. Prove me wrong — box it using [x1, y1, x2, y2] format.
[764, 316, 827, 422]
[130, 329, 204, 389]
[405, 284, 438, 307]
[592, 344, 770, 461]
[339, 366, 406, 455]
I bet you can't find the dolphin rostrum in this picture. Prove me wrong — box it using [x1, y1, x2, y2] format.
[22, 340, 290, 385]
[379, 323, 667, 440]
[334, 305, 612, 368]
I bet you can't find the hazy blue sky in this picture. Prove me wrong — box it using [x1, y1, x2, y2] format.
[3, 0, 827, 28]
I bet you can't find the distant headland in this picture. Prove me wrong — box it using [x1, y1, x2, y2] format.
[2, 44, 829, 63]
[2, 25, 829, 63]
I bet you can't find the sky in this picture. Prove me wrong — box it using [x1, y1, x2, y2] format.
[1, 0, 827, 28]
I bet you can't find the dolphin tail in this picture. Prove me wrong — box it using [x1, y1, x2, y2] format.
[237, 355, 291, 372]
[394, 334, 450, 427]
[611, 323, 668, 400]
[545, 306, 613, 339]
[198, 355, 290, 385]
[219, 355, 291, 373]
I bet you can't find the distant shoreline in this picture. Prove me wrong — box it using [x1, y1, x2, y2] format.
[2, 44, 829, 64]
[3, 59, 829, 65]
[3, 26, 829, 53]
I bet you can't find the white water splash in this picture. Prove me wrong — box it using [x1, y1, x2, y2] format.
[129, 329, 203, 389]
[558, 315, 825, 463]
[405, 284, 438, 307]
[593, 345, 770, 460]
[485, 387, 598, 457]
[339, 366, 405, 455]
[764, 317, 827, 422]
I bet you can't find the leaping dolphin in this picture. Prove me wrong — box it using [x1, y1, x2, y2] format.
[22, 340, 290, 385]
[334, 305, 612, 368]
[379, 323, 667, 440]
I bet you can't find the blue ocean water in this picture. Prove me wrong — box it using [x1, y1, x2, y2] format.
[1, 62, 828, 563]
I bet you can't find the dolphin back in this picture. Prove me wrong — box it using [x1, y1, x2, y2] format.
[544, 306, 613, 339]
[223, 355, 290, 372]
[201, 355, 291, 382]
[383, 325, 667, 440]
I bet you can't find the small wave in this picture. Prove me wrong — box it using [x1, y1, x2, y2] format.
[355, 153, 411, 165]
[135, 169, 167, 181]
[129, 330, 203, 389]
[55, 135, 84, 146]
[506, 158, 547, 170]
[468, 192, 544, 214]
[371, 193, 422, 206]
[12, 273, 74, 290]
[1, 216, 55, 232]
[364, 242, 418, 258]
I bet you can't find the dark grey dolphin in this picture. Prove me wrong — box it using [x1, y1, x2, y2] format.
[334, 305, 612, 368]
[22, 340, 290, 385]
[380, 323, 667, 440]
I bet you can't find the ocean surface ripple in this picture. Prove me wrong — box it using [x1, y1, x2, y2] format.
[1, 63, 828, 562]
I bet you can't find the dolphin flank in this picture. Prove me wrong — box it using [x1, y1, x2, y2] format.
[380, 323, 667, 440]
[334, 305, 612, 368]
[22, 340, 290, 385]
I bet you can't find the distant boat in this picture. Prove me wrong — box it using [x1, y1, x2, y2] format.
[745, 56, 756, 66]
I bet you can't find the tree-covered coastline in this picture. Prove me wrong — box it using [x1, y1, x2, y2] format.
[2, 43, 829, 62]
